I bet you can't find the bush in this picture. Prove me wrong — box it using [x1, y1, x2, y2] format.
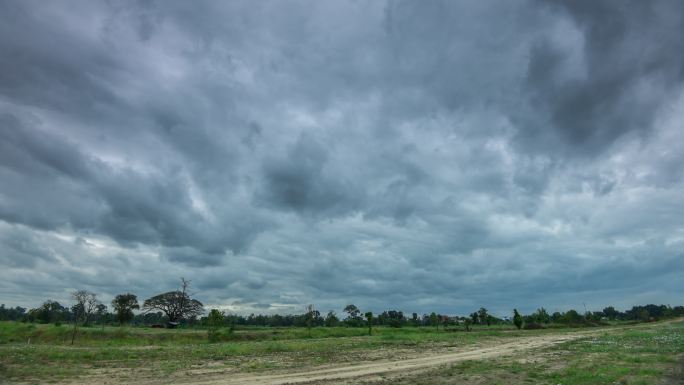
[513, 309, 523, 330]
[207, 309, 225, 343]
[523, 322, 544, 330]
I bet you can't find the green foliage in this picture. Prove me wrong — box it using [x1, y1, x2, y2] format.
[111, 294, 139, 325]
[513, 309, 523, 330]
[143, 292, 203, 324]
[344, 304, 362, 326]
[429, 312, 439, 329]
[365, 312, 373, 335]
[324, 311, 339, 327]
[0, 304, 27, 321]
[527, 307, 550, 324]
[143, 278, 203, 324]
[477, 308, 489, 326]
[28, 301, 69, 324]
[206, 309, 224, 343]
[560, 309, 583, 324]
[378, 310, 405, 328]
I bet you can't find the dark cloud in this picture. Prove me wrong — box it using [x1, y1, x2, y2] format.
[258, 133, 364, 216]
[1, 0, 683, 315]
[523, 0, 684, 155]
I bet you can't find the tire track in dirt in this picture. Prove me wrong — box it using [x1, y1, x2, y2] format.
[189, 332, 591, 385]
[66, 320, 680, 385]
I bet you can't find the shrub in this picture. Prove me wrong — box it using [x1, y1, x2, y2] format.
[523, 322, 544, 330]
[513, 309, 523, 330]
[207, 309, 225, 343]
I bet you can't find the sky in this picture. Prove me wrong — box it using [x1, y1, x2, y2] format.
[1, 0, 683, 317]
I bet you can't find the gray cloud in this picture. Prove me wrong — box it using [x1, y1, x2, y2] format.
[1, 0, 683, 316]
[522, 0, 684, 155]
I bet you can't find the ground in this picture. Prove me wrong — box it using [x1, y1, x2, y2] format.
[0, 320, 682, 384]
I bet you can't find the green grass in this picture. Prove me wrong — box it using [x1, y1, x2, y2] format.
[544, 322, 684, 384]
[0, 322, 528, 382]
[379, 320, 684, 385]
[1, 320, 677, 383]
[0, 321, 532, 347]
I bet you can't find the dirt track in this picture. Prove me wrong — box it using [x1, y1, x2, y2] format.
[189, 331, 595, 385]
[62, 321, 678, 385]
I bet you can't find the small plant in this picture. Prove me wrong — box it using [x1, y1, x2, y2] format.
[513, 309, 523, 330]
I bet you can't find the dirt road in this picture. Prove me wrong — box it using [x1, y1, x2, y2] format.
[190, 331, 594, 385]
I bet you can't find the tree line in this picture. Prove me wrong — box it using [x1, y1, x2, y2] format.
[2, 278, 682, 330]
[3, 301, 683, 330]
[0, 278, 203, 329]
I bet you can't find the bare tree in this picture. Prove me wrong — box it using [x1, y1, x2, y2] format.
[143, 278, 203, 327]
[71, 290, 100, 345]
[305, 304, 315, 337]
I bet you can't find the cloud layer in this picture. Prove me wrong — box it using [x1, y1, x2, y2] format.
[1, 0, 683, 316]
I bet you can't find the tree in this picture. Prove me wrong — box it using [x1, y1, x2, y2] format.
[344, 304, 362, 326]
[526, 307, 550, 324]
[305, 304, 315, 337]
[365, 311, 373, 335]
[28, 300, 68, 324]
[324, 311, 339, 327]
[71, 290, 100, 345]
[112, 293, 139, 325]
[379, 310, 405, 328]
[478, 308, 490, 326]
[72, 290, 100, 326]
[602, 306, 619, 320]
[429, 312, 439, 329]
[439, 314, 450, 329]
[0, 305, 26, 321]
[513, 309, 523, 330]
[143, 278, 204, 326]
[206, 309, 224, 343]
[94, 303, 108, 329]
[464, 317, 472, 332]
[560, 309, 583, 324]
[411, 312, 419, 326]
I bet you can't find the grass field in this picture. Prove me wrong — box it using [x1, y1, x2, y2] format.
[375, 321, 684, 385]
[0, 320, 682, 384]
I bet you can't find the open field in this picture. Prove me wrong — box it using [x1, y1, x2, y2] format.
[0, 320, 682, 384]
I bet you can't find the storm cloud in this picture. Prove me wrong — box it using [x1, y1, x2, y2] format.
[1, 0, 683, 316]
